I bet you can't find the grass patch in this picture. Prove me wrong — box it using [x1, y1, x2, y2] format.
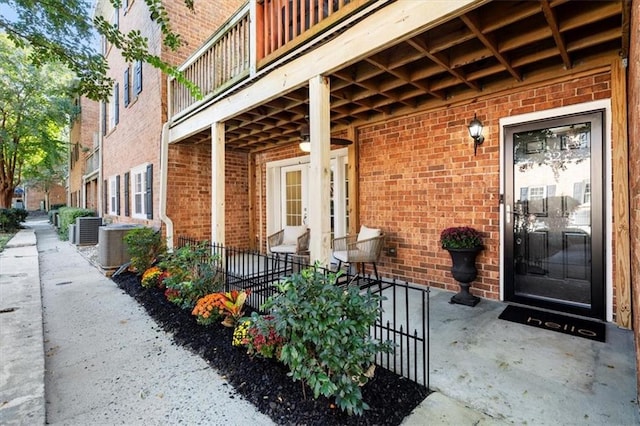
[0, 232, 16, 252]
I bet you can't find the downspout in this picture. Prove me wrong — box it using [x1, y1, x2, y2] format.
[159, 122, 174, 250]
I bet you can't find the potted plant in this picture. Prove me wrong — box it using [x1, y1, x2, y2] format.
[440, 226, 484, 306]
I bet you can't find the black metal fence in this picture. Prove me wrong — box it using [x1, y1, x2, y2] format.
[176, 236, 429, 388]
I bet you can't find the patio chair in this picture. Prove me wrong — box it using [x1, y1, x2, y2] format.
[332, 225, 384, 280]
[267, 225, 310, 270]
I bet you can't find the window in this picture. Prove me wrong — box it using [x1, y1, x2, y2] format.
[110, 83, 119, 129]
[131, 164, 153, 219]
[583, 183, 591, 204]
[528, 186, 545, 201]
[101, 35, 108, 56]
[123, 67, 130, 107]
[109, 175, 120, 215]
[101, 101, 107, 136]
[124, 172, 130, 216]
[134, 60, 143, 96]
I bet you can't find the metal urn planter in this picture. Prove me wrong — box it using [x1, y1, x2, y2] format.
[446, 247, 482, 306]
[440, 226, 484, 307]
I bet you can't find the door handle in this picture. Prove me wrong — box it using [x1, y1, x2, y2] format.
[506, 203, 511, 224]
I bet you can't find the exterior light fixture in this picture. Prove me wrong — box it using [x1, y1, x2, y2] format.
[299, 121, 311, 152]
[299, 138, 311, 152]
[468, 113, 484, 155]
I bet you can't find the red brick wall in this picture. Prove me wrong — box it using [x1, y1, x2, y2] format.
[167, 142, 212, 240]
[167, 142, 250, 248]
[100, 0, 244, 227]
[628, 0, 640, 401]
[25, 185, 66, 211]
[225, 150, 251, 248]
[356, 72, 612, 300]
[68, 97, 99, 208]
[100, 0, 164, 226]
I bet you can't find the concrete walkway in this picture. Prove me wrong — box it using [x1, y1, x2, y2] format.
[1, 217, 639, 425]
[1, 219, 273, 425]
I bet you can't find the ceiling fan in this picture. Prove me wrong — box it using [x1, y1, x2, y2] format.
[299, 120, 352, 152]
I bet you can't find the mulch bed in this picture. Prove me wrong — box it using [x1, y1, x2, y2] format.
[111, 272, 429, 425]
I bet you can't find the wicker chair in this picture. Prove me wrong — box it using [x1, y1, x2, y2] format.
[267, 226, 310, 270]
[332, 225, 384, 280]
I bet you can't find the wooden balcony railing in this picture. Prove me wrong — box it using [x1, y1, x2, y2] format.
[169, 0, 374, 119]
[169, 5, 251, 118]
[257, 0, 366, 63]
[85, 150, 100, 176]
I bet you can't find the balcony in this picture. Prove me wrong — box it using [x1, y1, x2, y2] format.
[169, 0, 376, 120]
[85, 149, 100, 177]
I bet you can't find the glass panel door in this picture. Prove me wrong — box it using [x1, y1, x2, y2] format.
[281, 165, 308, 226]
[504, 111, 604, 319]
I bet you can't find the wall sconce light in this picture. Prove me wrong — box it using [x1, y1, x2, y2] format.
[468, 113, 484, 155]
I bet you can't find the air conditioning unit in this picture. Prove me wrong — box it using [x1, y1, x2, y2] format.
[68, 224, 77, 245]
[98, 224, 141, 269]
[76, 217, 103, 245]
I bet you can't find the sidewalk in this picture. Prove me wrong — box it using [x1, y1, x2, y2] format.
[1, 219, 273, 425]
[0, 223, 44, 425]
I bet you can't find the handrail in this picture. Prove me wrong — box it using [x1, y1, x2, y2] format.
[169, 4, 252, 118]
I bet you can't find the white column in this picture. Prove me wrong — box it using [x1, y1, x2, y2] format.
[308, 75, 332, 265]
[212, 122, 225, 246]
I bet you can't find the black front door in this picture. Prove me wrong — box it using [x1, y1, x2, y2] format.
[504, 111, 605, 319]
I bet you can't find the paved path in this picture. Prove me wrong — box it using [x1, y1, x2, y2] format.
[35, 219, 274, 425]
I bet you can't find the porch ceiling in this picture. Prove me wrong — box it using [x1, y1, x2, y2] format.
[184, 0, 629, 152]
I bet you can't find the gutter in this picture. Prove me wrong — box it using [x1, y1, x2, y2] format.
[159, 122, 174, 250]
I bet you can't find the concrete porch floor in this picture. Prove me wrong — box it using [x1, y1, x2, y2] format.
[404, 287, 640, 425]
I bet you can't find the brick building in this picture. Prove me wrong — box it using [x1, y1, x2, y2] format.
[90, 0, 639, 398]
[163, 0, 637, 329]
[67, 95, 100, 211]
[93, 0, 244, 227]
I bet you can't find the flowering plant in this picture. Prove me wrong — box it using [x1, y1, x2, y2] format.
[233, 314, 284, 359]
[440, 226, 483, 249]
[164, 288, 181, 304]
[191, 293, 224, 325]
[192, 290, 250, 327]
[141, 266, 164, 288]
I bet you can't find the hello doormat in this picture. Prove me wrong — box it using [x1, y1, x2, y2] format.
[498, 305, 606, 342]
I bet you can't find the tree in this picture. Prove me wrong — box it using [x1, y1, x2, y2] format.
[0, 34, 75, 208]
[0, 0, 199, 101]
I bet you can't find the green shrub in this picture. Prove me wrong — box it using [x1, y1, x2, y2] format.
[57, 207, 96, 240]
[262, 266, 394, 416]
[123, 227, 166, 274]
[0, 208, 27, 232]
[159, 242, 223, 309]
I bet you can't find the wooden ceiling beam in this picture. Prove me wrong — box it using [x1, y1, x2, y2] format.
[406, 38, 479, 91]
[566, 28, 622, 52]
[364, 56, 445, 100]
[540, 0, 572, 70]
[482, 1, 541, 33]
[499, 25, 552, 53]
[560, 2, 622, 32]
[460, 12, 522, 81]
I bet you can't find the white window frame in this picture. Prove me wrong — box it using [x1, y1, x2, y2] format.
[108, 176, 118, 215]
[131, 163, 148, 219]
[266, 148, 348, 239]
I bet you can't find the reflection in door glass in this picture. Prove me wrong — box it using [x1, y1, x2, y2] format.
[512, 122, 592, 306]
